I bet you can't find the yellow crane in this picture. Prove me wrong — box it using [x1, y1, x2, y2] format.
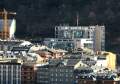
[0, 9, 16, 40]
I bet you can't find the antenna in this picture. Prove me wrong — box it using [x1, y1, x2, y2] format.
[76, 12, 79, 26]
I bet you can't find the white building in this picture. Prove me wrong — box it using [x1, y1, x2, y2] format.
[44, 25, 105, 52]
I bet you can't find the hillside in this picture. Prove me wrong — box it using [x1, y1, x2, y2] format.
[0, 0, 120, 52]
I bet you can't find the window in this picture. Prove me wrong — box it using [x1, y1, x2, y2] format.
[55, 73, 58, 76]
[66, 69, 68, 72]
[74, 30, 84, 38]
[55, 78, 57, 81]
[76, 76, 78, 78]
[51, 73, 53, 76]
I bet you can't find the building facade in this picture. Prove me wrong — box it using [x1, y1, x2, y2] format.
[44, 25, 105, 52]
[35, 59, 79, 84]
[0, 63, 21, 84]
[36, 65, 49, 84]
[21, 65, 35, 84]
[54, 25, 105, 52]
[55, 26, 95, 39]
[44, 38, 93, 52]
[95, 51, 116, 70]
[74, 67, 119, 84]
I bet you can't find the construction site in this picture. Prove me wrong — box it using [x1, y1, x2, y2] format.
[0, 9, 16, 40]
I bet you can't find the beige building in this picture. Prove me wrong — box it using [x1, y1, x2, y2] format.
[94, 25, 105, 52]
[96, 51, 116, 70]
[104, 52, 116, 70]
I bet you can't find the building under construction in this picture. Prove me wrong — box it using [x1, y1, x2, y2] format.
[0, 9, 16, 40]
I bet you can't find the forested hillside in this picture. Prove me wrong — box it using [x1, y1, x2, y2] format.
[0, 0, 120, 52]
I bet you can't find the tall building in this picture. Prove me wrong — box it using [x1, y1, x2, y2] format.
[55, 25, 105, 52]
[0, 63, 21, 84]
[44, 25, 105, 52]
[94, 25, 105, 51]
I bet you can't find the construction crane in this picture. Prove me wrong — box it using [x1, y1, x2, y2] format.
[0, 9, 16, 40]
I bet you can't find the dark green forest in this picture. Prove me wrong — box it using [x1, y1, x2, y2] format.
[0, 0, 120, 52]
